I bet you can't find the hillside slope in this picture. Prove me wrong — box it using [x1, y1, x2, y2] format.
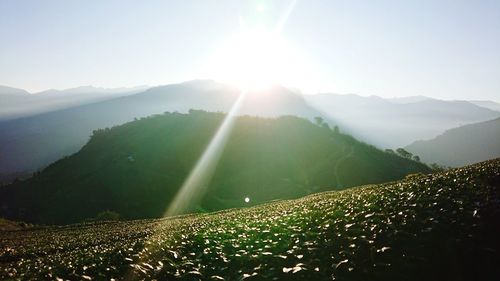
[0, 85, 148, 121]
[406, 117, 500, 167]
[0, 85, 30, 96]
[0, 81, 320, 184]
[305, 93, 500, 148]
[0, 111, 429, 224]
[469, 100, 500, 112]
[1, 159, 498, 280]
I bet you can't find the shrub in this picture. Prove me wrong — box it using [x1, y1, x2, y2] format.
[95, 210, 122, 221]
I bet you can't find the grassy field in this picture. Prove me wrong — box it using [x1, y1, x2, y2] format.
[1, 159, 499, 280]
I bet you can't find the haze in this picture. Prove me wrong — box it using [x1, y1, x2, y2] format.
[1, 0, 499, 101]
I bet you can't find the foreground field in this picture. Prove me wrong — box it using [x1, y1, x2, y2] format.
[1, 159, 499, 280]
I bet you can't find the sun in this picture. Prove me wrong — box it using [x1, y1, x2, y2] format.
[203, 28, 308, 91]
[197, 1, 320, 93]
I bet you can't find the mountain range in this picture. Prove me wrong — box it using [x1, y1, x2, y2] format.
[304, 94, 500, 148]
[0, 85, 148, 121]
[0, 80, 499, 183]
[0, 81, 321, 183]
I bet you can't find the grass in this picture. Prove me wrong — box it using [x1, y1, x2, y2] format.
[1, 159, 499, 280]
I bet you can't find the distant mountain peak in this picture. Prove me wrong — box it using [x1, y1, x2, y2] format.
[0, 85, 30, 95]
[34, 85, 149, 95]
[469, 100, 500, 112]
[387, 95, 433, 104]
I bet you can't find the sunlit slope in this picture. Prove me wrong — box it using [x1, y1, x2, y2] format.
[0, 111, 429, 224]
[1, 159, 498, 280]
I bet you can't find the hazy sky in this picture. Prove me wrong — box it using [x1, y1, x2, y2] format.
[0, 0, 499, 101]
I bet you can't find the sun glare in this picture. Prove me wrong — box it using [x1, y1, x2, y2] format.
[195, 0, 320, 92]
[205, 28, 309, 91]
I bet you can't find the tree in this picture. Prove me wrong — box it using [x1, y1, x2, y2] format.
[95, 210, 121, 221]
[314, 116, 324, 127]
[333, 125, 340, 134]
[385, 149, 396, 154]
[430, 163, 447, 172]
[412, 155, 421, 162]
[396, 148, 413, 159]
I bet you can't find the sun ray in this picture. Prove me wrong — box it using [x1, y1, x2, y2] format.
[165, 91, 247, 216]
[165, 0, 299, 217]
[274, 0, 298, 34]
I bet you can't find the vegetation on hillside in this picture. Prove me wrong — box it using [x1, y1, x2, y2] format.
[0, 218, 32, 231]
[0, 111, 429, 224]
[1, 159, 498, 280]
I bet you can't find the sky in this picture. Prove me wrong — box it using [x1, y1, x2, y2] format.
[0, 0, 499, 101]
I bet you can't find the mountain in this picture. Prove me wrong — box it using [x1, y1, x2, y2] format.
[405, 117, 500, 167]
[0, 81, 323, 184]
[0, 111, 430, 224]
[0, 85, 30, 96]
[305, 93, 500, 148]
[1, 159, 498, 280]
[384, 96, 500, 111]
[386, 95, 432, 104]
[469, 100, 500, 112]
[0, 85, 148, 121]
[2, 80, 497, 185]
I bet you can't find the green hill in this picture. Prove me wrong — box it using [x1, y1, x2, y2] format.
[0, 159, 498, 280]
[0, 111, 430, 224]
